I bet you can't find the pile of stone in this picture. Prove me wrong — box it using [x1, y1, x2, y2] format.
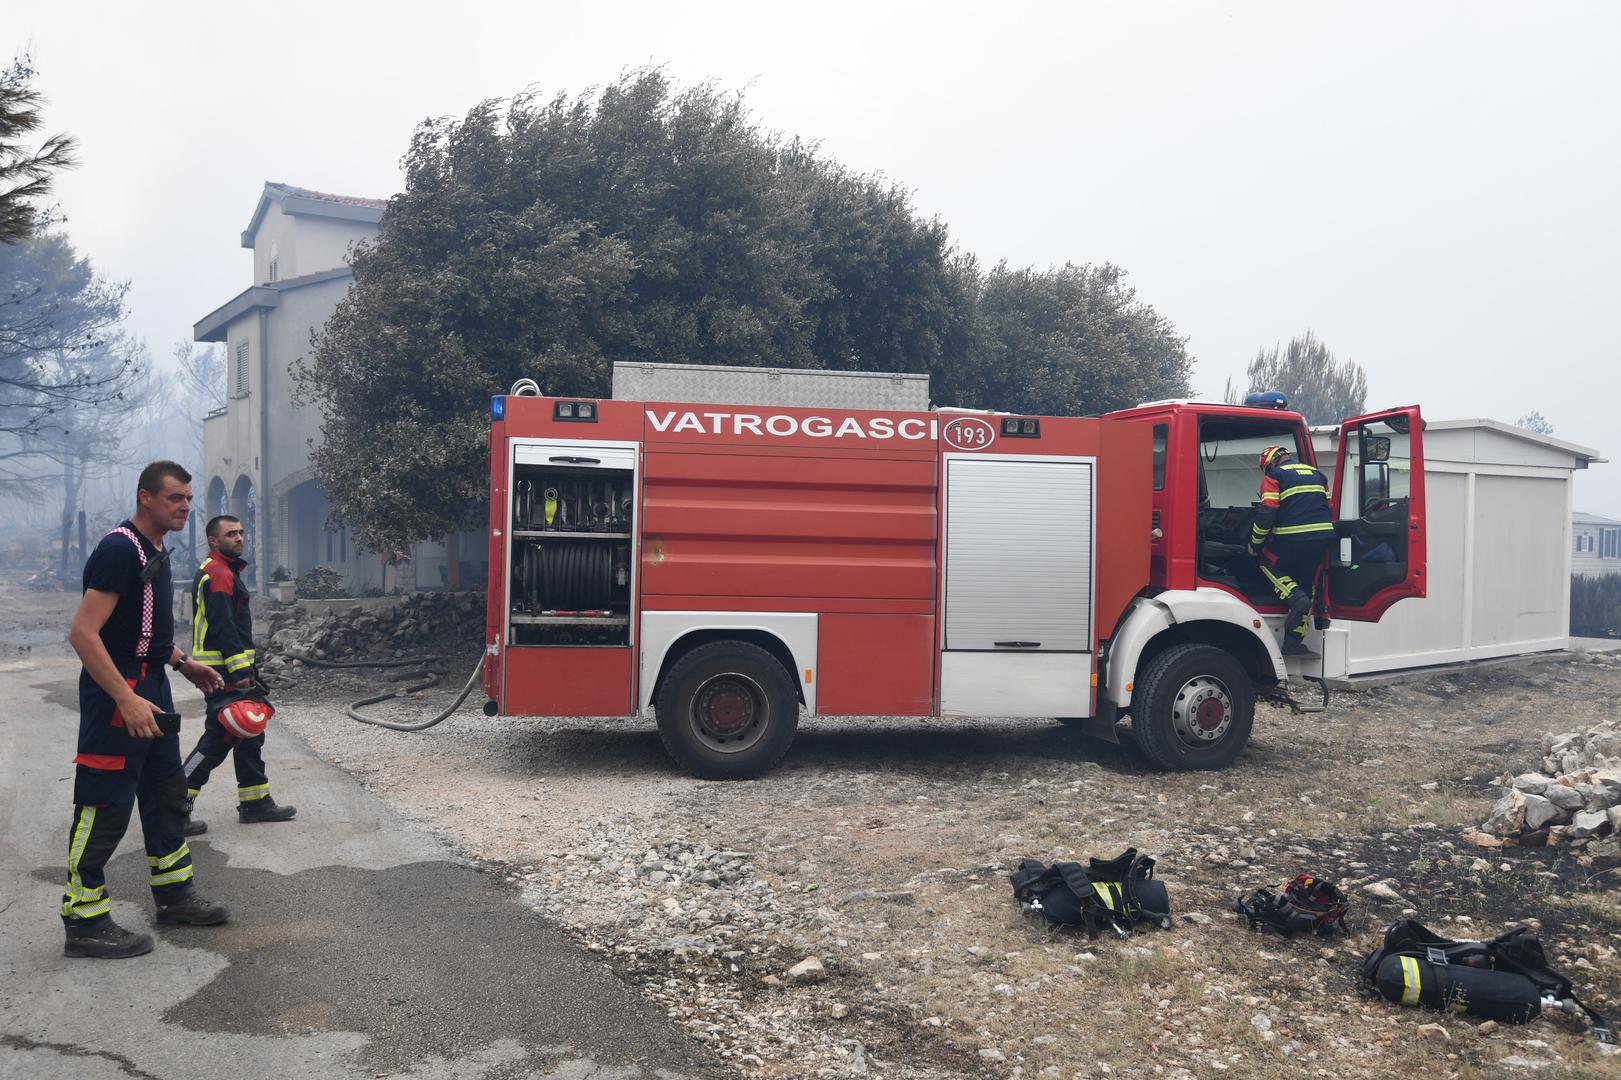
[258, 590, 485, 674]
[1478, 721, 1621, 864]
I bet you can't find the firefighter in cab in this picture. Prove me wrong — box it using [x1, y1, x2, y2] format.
[1248, 444, 1336, 655]
[180, 514, 296, 835]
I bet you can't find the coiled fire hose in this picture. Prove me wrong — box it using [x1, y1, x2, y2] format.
[283, 650, 489, 732]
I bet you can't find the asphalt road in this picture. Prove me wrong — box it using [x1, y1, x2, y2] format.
[0, 645, 720, 1080]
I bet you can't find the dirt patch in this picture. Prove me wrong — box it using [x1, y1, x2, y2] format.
[263, 649, 1621, 1080]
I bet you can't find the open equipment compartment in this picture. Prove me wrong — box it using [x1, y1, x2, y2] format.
[507, 444, 636, 647]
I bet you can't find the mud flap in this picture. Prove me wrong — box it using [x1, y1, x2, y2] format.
[1076, 698, 1121, 744]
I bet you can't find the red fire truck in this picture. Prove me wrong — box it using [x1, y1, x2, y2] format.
[482, 386, 1424, 778]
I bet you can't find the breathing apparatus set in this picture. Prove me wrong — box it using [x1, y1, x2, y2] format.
[1010, 849, 1172, 939]
[1359, 919, 1612, 1041]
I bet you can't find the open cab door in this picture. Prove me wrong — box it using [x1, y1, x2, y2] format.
[1325, 405, 1426, 622]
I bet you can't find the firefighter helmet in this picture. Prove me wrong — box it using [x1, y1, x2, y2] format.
[218, 696, 274, 739]
[1259, 445, 1291, 471]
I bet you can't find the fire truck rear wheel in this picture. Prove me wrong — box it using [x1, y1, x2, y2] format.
[1132, 643, 1253, 771]
[655, 641, 799, 780]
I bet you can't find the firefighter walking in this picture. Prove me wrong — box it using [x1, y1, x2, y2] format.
[1248, 445, 1336, 655]
[180, 514, 296, 835]
[62, 461, 231, 959]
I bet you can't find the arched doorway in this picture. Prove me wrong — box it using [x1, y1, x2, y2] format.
[205, 476, 228, 522]
[230, 474, 256, 584]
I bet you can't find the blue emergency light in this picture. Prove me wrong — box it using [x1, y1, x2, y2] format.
[1244, 391, 1289, 410]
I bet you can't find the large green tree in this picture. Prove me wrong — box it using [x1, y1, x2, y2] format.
[0, 57, 76, 245]
[1229, 329, 1367, 425]
[299, 71, 972, 552]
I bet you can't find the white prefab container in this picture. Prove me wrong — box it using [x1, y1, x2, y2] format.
[611, 362, 930, 411]
[1310, 419, 1605, 676]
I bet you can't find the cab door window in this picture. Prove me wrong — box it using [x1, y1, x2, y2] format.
[1195, 418, 1310, 606]
[1329, 418, 1412, 606]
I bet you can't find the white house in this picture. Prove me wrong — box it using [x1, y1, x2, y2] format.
[1310, 419, 1605, 676]
[1573, 511, 1621, 577]
[194, 182, 385, 592]
[194, 183, 489, 594]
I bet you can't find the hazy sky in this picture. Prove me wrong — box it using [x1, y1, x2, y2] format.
[15, 1, 1621, 514]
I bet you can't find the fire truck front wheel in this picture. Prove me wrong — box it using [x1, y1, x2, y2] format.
[655, 641, 800, 780]
[1131, 643, 1253, 771]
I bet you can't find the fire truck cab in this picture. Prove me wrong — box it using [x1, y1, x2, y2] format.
[483, 388, 1425, 778]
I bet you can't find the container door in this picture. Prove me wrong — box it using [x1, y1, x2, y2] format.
[1325, 406, 1426, 622]
[503, 439, 639, 716]
[940, 455, 1093, 717]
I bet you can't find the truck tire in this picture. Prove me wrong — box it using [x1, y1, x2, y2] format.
[1131, 643, 1253, 771]
[654, 641, 799, 780]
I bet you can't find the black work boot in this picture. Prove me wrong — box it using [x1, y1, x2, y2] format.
[64, 916, 155, 959]
[1286, 591, 1313, 635]
[154, 888, 229, 926]
[238, 795, 296, 824]
[181, 796, 208, 837]
[1281, 636, 1313, 657]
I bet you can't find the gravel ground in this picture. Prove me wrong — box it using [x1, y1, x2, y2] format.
[268, 649, 1621, 1080]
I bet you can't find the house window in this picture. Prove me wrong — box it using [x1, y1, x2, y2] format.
[267, 240, 279, 283]
[1607, 530, 1618, 558]
[233, 342, 249, 398]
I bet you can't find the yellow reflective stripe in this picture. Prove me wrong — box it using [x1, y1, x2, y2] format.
[75, 898, 111, 918]
[1091, 882, 1122, 911]
[1272, 522, 1335, 535]
[149, 865, 195, 887]
[146, 844, 190, 870]
[225, 653, 254, 672]
[1259, 493, 1280, 503]
[187, 788, 200, 798]
[193, 573, 210, 655]
[1278, 485, 1327, 498]
[1260, 565, 1299, 598]
[238, 784, 270, 802]
[1400, 956, 1422, 1006]
[64, 806, 96, 909]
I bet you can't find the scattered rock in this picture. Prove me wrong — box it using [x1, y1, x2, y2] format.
[787, 956, 826, 984]
[1477, 1020, 1498, 1036]
[1415, 1022, 1450, 1042]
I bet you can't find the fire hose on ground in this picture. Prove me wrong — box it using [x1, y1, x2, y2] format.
[280, 650, 489, 732]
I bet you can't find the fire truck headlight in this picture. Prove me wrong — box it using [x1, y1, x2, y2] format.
[577, 402, 596, 419]
[556, 402, 576, 418]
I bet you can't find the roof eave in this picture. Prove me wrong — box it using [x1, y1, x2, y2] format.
[193, 286, 279, 342]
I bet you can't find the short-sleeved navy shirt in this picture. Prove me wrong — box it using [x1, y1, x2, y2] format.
[82, 519, 174, 661]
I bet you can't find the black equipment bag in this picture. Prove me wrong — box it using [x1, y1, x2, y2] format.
[1359, 919, 1612, 1041]
[1010, 849, 1172, 939]
[1233, 873, 1350, 937]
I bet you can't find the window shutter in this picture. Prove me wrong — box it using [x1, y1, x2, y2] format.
[234, 342, 250, 398]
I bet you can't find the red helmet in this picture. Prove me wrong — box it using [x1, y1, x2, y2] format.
[218, 696, 274, 739]
[1259, 445, 1290, 470]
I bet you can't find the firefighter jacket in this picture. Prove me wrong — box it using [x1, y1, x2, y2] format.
[1251, 460, 1335, 547]
[192, 551, 255, 677]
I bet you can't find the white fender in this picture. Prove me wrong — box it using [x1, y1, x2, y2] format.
[639, 611, 818, 716]
[1105, 589, 1286, 707]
